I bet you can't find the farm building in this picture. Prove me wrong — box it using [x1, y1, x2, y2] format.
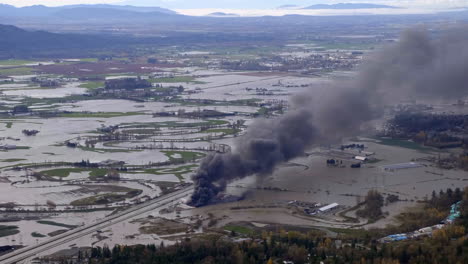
[318, 203, 339, 213]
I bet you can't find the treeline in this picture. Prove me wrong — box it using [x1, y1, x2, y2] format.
[357, 190, 384, 221]
[82, 225, 468, 264]
[105, 78, 151, 90]
[389, 113, 467, 134]
[385, 112, 468, 149]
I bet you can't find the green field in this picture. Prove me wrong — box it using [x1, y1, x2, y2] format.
[375, 137, 433, 152]
[58, 112, 144, 118]
[0, 59, 35, 66]
[162, 150, 206, 162]
[256, 107, 269, 116]
[0, 67, 34, 75]
[42, 152, 58, 155]
[38, 165, 196, 181]
[326, 227, 377, 240]
[0, 225, 19, 238]
[143, 164, 198, 181]
[40, 168, 93, 178]
[0, 146, 30, 152]
[70, 188, 141, 206]
[224, 225, 253, 235]
[88, 168, 108, 179]
[79, 81, 104, 90]
[39, 168, 108, 179]
[0, 158, 27, 163]
[37, 220, 77, 229]
[31, 232, 47, 238]
[202, 128, 240, 135]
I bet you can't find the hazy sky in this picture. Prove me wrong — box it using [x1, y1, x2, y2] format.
[1, 0, 468, 9]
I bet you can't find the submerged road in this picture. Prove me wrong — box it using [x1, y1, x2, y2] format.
[0, 186, 194, 264]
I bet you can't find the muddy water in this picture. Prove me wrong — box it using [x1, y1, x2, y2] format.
[193, 141, 468, 229]
[3, 82, 87, 98]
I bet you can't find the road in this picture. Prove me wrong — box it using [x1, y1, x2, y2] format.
[0, 186, 194, 264]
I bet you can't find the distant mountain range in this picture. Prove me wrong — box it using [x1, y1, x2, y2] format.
[0, 23, 138, 58]
[302, 3, 399, 9]
[277, 5, 299, 9]
[0, 4, 176, 18]
[207, 12, 239, 17]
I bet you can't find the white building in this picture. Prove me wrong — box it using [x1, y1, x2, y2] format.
[319, 203, 339, 213]
[354, 156, 367, 161]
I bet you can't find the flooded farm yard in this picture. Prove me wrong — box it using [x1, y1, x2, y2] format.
[194, 139, 468, 230]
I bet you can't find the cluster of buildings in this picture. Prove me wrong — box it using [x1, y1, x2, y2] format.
[324, 144, 376, 168]
[31, 76, 75, 87]
[380, 201, 461, 243]
[288, 200, 340, 216]
[220, 51, 361, 73]
[91, 77, 183, 101]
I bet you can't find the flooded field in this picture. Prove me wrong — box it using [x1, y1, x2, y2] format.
[0, 59, 323, 249]
[0, 42, 466, 259]
[193, 139, 468, 230]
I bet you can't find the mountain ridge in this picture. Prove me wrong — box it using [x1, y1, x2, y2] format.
[302, 3, 400, 9]
[0, 4, 176, 18]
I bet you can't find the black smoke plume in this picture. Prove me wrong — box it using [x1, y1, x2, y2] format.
[189, 27, 468, 207]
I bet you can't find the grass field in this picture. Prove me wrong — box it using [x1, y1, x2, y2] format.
[327, 227, 377, 239]
[40, 168, 91, 177]
[0, 146, 30, 152]
[39, 167, 108, 179]
[0, 67, 34, 75]
[375, 137, 433, 152]
[0, 60, 35, 66]
[202, 128, 240, 135]
[38, 165, 196, 181]
[31, 232, 47, 238]
[88, 168, 108, 179]
[224, 225, 253, 235]
[0, 158, 27, 163]
[256, 107, 269, 116]
[143, 164, 198, 181]
[162, 150, 206, 162]
[58, 112, 144, 118]
[37, 220, 77, 229]
[79, 81, 104, 90]
[70, 188, 141, 206]
[0, 225, 19, 238]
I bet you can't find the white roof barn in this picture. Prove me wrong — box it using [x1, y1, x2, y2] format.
[319, 203, 339, 212]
